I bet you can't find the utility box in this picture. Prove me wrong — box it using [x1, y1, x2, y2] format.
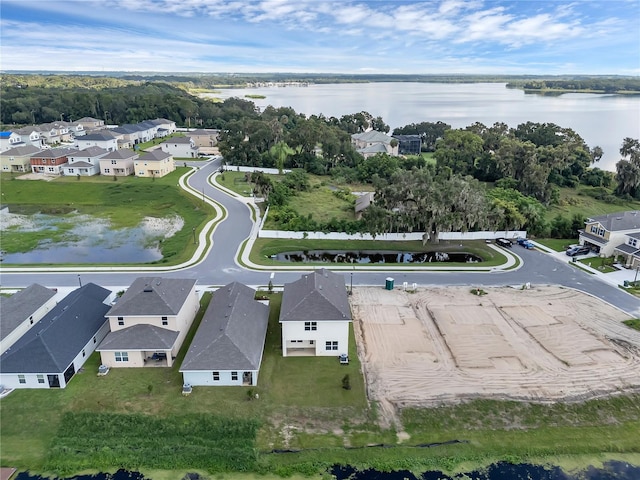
[385, 277, 394, 290]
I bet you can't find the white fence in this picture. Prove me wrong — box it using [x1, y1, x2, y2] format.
[223, 165, 291, 175]
[258, 230, 527, 241]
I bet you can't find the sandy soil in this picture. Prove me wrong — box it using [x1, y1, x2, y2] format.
[351, 286, 640, 427]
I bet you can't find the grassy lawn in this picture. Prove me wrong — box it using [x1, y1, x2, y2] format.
[535, 238, 577, 251]
[216, 170, 256, 196]
[577, 256, 618, 273]
[623, 319, 640, 331]
[249, 238, 508, 268]
[547, 187, 640, 221]
[0, 169, 213, 265]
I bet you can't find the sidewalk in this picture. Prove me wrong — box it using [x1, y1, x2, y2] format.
[531, 240, 639, 288]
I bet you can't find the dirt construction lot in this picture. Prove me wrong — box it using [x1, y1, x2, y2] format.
[351, 286, 640, 425]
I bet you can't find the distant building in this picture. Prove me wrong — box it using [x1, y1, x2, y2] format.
[392, 134, 422, 155]
[134, 149, 175, 178]
[0, 145, 42, 173]
[100, 149, 138, 176]
[160, 136, 199, 158]
[351, 130, 398, 158]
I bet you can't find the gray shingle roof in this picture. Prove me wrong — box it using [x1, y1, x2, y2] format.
[107, 277, 197, 317]
[355, 192, 374, 213]
[101, 149, 137, 160]
[587, 211, 640, 232]
[0, 283, 111, 374]
[0, 145, 42, 157]
[162, 137, 192, 144]
[180, 282, 269, 371]
[352, 130, 392, 144]
[31, 147, 77, 159]
[97, 324, 179, 350]
[79, 132, 117, 141]
[0, 284, 56, 342]
[138, 150, 171, 162]
[280, 269, 351, 323]
[74, 146, 109, 157]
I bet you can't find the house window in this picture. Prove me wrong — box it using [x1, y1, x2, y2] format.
[212, 371, 220, 381]
[630, 238, 638, 247]
[591, 225, 598, 234]
[310, 340, 315, 345]
[304, 321, 317, 331]
[115, 351, 129, 362]
[325, 341, 338, 351]
[118, 317, 124, 326]
[598, 228, 605, 236]
[82, 349, 86, 357]
[93, 336, 97, 344]
[68, 168, 74, 173]
[231, 371, 238, 381]
[111, 160, 117, 164]
[37, 374, 45, 384]
[162, 316, 168, 325]
[18, 375, 26, 384]
[30, 316, 34, 325]
[104, 168, 110, 174]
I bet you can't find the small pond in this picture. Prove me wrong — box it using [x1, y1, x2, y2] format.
[273, 250, 482, 264]
[0, 212, 182, 264]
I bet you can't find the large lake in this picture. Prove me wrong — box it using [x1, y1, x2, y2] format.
[210, 82, 640, 172]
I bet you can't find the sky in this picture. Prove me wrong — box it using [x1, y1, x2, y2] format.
[1, 0, 639, 75]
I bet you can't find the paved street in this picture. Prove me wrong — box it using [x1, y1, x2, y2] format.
[3, 161, 640, 316]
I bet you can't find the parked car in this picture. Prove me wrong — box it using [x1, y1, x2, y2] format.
[566, 245, 591, 257]
[495, 238, 512, 248]
[516, 238, 535, 249]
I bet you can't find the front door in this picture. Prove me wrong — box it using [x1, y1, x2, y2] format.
[243, 372, 252, 386]
[47, 374, 60, 388]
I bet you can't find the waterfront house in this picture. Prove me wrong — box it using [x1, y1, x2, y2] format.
[97, 277, 199, 368]
[99, 149, 138, 176]
[62, 146, 108, 176]
[0, 145, 42, 173]
[0, 284, 57, 355]
[187, 129, 219, 148]
[181, 282, 269, 387]
[0, 283, 113, 389]
[134, 149, 175, 178]
[351, 130, 398, 158]
[30, 146, 77, 175]
[392, 134, 422, 155]
[280, 269, 352, 357]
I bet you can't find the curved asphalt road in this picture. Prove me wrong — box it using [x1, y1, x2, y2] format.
[2, 159, 640, 316]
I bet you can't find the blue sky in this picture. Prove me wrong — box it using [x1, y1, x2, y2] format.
[1, 0, 639, 74]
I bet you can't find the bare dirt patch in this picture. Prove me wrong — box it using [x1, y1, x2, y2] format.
[351, 286, 640, 428]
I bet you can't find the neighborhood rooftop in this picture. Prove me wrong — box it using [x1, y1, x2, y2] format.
[107, 277, 198, 317]
[280, 269, 351, 322]
[587, 211, 640, 231]
[0, 284, 56, 343]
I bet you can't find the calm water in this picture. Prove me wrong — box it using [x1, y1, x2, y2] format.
[274, 250, 481, 264]
[211, 82, 640, 171]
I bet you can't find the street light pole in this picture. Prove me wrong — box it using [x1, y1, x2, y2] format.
[192, 227, 196, 245]
[350, 271, 353, 295]
[78, 275, 82, 287]
[634, 265, 639, 284]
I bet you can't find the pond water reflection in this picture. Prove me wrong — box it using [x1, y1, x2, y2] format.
[0, 212, 180, 264]
[274, 250, 482, 264]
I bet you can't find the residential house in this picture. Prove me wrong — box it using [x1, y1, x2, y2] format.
[280, 269, 352, 357]
[188, 129, 219, 148]
[354, 192, 374, 220]
[0, 283, 113, 389]
[0, 145, 42, 173]
[181, 282, 269, 387]
[62, 146, 108, 176]
[351, 130, 398, 158]
[99, 149, 138, 177]
[160, 136, 199, 158]
[27, 123, 73, 145]
[5, 129, 45, 150]
[75, 131, 119, 152]
[149, 118, 177, 137]
[30, 147, 77, 175]
[134, 149, 174, 178]
[0, 131, 25, 152]
[97, 277, 199, 368]
[392, 134, 422, 155]
[614, 232, 640, 269]
[0, 284, 57, 355]
[75, 117, 105, 130]
[580, 211, 640, 257]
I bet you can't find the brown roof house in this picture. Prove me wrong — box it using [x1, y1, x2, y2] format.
[279, 269, 351, 357]
[97, 277, 199, 368]
[181, 282, 269, 387]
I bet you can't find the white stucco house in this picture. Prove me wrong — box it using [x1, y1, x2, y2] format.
[0, 284, 58, 355]
[75, 131, 119, 152]
[181, 282, 269, 387]
[0, 283, 113, 389]
[160, 136, 199, 158]
[99, 149, 138, 176]
[279, 269, 352, 357]
[62, 146, 108, 176]
[97, 277, 199, 368]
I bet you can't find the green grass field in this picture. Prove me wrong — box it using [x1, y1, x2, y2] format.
[0, 169, 213, 265]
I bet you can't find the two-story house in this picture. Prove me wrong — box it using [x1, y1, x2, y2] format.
[0, 131, 25, 152]
[580, 211, 640, 257]
[99, 149, 138, 176]
[181, 282, 269, 387]
[9, 128, 45, 150]
[134, 149, 174, 178]
[279, 269, 352, 357]
[351, 131, 399, 158]
[62, 146, 108, 176]
[97, 277, 199, 368]
[30, 147, 77, 175]
[75, 131, 119, 152]
[0, 145, 42, 173]
[160, 136, 199, 158]
[187, 129, 219, 148]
